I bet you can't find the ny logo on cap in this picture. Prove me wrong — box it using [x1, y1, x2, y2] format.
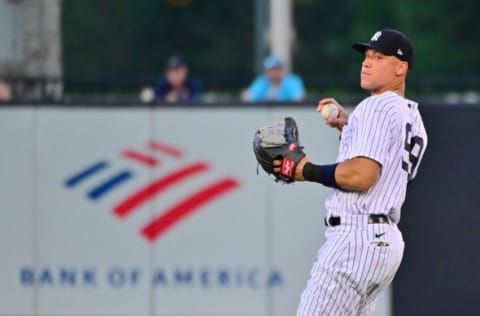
[397, 49, 403, 56]
[371, 31, 382, 42]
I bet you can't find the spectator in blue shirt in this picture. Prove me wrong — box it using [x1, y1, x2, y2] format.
[246, 56, 305, 102]
[154, 55, 201, 102]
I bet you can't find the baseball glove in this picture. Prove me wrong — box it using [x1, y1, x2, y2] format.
[253, 117, 306, 183]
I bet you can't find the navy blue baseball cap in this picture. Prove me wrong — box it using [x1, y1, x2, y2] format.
[166, 55, 187, 69]
[353, 29, 415, 69]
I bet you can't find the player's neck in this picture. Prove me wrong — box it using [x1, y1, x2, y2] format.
[371, 81, 405, 97]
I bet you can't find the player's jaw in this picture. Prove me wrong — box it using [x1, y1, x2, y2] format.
[360, 68, 385, 94]
[360, 70, 387, 94]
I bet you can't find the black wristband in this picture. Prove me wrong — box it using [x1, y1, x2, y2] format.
[302, 162, 339, 188]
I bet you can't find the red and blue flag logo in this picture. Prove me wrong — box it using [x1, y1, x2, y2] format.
[63, 141, 240, 242]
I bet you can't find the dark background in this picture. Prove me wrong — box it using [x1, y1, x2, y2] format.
[62, 0, 480, 95]
[394, 105, 480, 315]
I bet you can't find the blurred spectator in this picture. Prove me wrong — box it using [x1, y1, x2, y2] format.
[0, 79, 12, 101]
[154, 55, 201, 102]
[246, 56, 305, 102]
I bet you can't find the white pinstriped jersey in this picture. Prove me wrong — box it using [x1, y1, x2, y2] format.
[325, 91, 427, 223]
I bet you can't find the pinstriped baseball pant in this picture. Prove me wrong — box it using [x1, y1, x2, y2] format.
[296, 215, 404, 316]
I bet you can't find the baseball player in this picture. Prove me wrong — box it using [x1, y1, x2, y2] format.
[274, 29, 428, 315]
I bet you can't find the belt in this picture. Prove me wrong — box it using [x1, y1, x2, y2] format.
[324, 214, 390, 227]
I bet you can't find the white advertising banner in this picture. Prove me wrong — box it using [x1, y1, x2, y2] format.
[0, 105, 391, 316]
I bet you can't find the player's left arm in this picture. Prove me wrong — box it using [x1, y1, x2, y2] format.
[273, 101, 395, 190]
[331, 157, 380, 190]
[274, 156, 380, 191]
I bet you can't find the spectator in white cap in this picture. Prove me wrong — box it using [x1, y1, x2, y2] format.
[246, 56, 305, 102]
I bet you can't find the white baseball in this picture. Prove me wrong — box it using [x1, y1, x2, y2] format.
[321, 103, 339, 119]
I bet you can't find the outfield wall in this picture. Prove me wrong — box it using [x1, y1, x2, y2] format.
[1, 103, 479, 316]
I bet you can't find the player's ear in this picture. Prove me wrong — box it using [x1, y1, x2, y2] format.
[396, 62, 408, 76]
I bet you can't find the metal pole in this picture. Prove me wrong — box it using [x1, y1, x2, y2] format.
[269, 0, 293, 72]
[23, 0, 63, 99]
[254, 0, 268, 75]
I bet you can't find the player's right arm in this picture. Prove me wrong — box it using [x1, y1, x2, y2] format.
[317, 98, 349, 131]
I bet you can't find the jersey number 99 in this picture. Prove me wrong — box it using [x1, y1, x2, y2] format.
[402, 123, 425, 181]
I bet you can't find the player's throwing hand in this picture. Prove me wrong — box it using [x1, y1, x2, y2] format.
[317, 98, 349, 131]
